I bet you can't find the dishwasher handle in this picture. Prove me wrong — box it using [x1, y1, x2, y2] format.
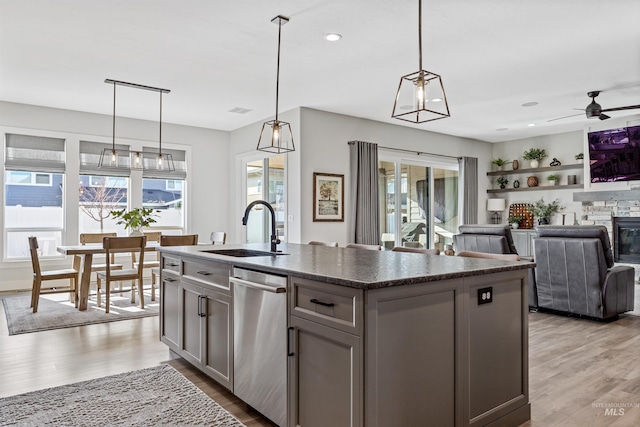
[230, 277, 286, 294]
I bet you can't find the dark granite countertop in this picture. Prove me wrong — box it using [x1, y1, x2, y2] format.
[159, 243, 534, 290]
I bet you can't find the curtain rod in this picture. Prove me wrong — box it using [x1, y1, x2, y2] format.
[347, 141, 461, 160]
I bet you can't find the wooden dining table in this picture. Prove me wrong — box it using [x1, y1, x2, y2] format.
[56, 242, 159, 311]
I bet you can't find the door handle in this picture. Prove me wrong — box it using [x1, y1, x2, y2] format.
[198, 295, 206, 317]
[287, 326, 295, 357]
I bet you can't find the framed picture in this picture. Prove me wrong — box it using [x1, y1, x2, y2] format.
[313, 172, 344, 222]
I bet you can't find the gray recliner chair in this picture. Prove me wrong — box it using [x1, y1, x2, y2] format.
[533, 225, 635, 319]
[453, 224, 538, 308]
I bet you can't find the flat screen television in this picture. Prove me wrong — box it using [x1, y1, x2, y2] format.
[588, 125, 640, 183]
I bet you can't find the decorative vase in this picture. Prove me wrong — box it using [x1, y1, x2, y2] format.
[512, 160, 519, 170]
[511, 222, 519, 229]
[513, 179, 520, 188]
[527, 176, 539, 187]
[538, 218, 549, 225]
[549, 180, 558, 186]
[129, 228, 143, 236]
[500, 184, 506, 189]
[530, 160, 539, 168]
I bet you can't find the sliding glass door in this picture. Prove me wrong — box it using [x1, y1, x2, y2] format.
[244, 155, 285, 243]
[379, 158, 458, 252]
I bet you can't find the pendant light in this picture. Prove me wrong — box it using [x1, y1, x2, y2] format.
[98, 79, 174, 172]
[392, 0, 450, 123]
[257, 15, 295, 154]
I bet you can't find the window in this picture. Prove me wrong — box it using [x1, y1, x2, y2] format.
[244, 155, 285, 243]
[79, 141, 130, 234]
[4, 133, 66, 259]
[379, 158, 458, 252]
[142, 147, 187, 231]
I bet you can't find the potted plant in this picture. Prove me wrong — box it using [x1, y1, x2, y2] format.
[491, 157, 509, 171]
[508, 215, 522, 229]
[547, 174, 560, 186]
[528, 198, 562, 225]
[575, 152, 584, 163]
[497, 176, 509, 189]
[523, 148, 548, 168]
[110, 207, 159, 235]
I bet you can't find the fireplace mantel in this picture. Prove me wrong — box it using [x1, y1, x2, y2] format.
[573, 190, 640, 202]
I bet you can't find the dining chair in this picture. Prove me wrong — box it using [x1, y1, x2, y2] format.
[28, 236, 80, 313]
[96, 236, 146, 313]
[308, 241, 339, 247]
[150, 234, 199, 300]
[345, 243, 382, 250]
[130, 231, 162, 299]
[210, 231, 227, 245]
[391, 246, 440, 255]
[456, 250, 520, 261]
[79, 232, 123, 285]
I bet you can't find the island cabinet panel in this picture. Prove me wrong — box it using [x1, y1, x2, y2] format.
[183, 258, 232, 292]
[464, 271, 530, 427]
[159, 271, 180, 353]
[365, 279, 460, 427]
[288, 315, 362, 427]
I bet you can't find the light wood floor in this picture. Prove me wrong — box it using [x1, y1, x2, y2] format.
[2, 292, 640, 426]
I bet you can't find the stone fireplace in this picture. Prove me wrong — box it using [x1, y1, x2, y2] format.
[613, 217, 640, 263]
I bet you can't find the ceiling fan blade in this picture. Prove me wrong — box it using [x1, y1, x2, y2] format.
[547, 113, 584, 122]
[601, 105, 640, 112]
[599, 113, 611, 120]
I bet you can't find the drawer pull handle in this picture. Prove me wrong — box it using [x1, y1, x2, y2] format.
[197, 270, 212, 276]
[164, 277, 176, 282]
[166, 263, 179, 267]
[310, 298, 335, 308]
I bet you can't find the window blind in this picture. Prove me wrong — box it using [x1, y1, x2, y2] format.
[142, 147, 187, 179]
[5, 133, 66, 173]
[79, 140, 131, 177]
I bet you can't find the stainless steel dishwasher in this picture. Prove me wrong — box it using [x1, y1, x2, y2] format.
[231, 267, 287, 427]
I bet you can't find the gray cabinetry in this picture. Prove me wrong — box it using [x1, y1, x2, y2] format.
[159, 271, 180, 353]
[288, 276, 363, 427]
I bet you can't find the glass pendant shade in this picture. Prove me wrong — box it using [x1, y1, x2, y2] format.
[392, 70, 450, 123]
[258, 119, 295, 153]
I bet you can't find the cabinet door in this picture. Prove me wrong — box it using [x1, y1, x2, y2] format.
[180, 281, 204, 366]
[202, 287, 233, 391]
[159, 273, 180, 353]
[288, 316, 362, 427]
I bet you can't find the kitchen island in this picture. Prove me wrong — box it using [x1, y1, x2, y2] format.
[158, 243, 533, 427]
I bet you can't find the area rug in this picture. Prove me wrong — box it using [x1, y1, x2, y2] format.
[0, 364, 245, 426]
[2, 291, 159, 335]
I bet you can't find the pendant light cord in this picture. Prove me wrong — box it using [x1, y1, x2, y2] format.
[112, 81, 117, 151]
[159, 91, 163, 156]
[275, 20, 282, 122]
[418, 0, 423, 72]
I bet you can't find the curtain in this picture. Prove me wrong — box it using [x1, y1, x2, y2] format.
[5, 133, 66, 173]
[458, 156, 478, 225]
[349, 140, 380, 244]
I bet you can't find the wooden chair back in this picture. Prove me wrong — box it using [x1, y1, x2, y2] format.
[160, 234, 199, 246]
[28, 236, 42, 278]
[345, 243, 382, 251]
[210, 231, 226, 245]
[80, 232, 117, 244]
[391, 246, 440, 255]
[308, 241, 339, 247]
[104, 236, 147, 276]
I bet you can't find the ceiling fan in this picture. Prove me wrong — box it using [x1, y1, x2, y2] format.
[547, 91, 640, 122]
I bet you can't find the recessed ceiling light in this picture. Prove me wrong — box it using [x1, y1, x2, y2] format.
[496, 128, 509, 131]
[522, 102, 539, 107]
[527, 123, 536, 127]
[324, 33, 342, 42]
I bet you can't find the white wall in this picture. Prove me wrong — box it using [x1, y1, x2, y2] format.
[298, 108, 493, 245]
[0, 101, 229, 292]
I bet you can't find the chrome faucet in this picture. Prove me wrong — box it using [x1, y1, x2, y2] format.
[242, 200, 281, 253]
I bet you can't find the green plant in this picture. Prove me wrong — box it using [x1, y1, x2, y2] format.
[507, 215, 522, 224]
[523, 148, 548, 161]
[497, 176, 509, 186]
[547, 174, 560, 181]
[528, 198, 562, 223]
[575, 152, 584, 160]
[491, 157, 509, 166]
[110, 207, 159, 231]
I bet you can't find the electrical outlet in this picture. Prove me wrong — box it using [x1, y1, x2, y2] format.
[478, 287, 493, 305]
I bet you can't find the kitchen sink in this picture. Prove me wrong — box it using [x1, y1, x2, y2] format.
[201, 249, 288, 257]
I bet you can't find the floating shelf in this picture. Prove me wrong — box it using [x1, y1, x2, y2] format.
[487, 163, 583, 177]
[487, 183, 584, 194]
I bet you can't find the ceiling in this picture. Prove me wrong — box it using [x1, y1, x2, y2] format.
[1, 0, 639, 143]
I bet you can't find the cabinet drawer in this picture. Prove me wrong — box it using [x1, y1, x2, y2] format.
[183, 259, 231, 292]
[290, 276, 362, 335]
[161, 255, 181, 274]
